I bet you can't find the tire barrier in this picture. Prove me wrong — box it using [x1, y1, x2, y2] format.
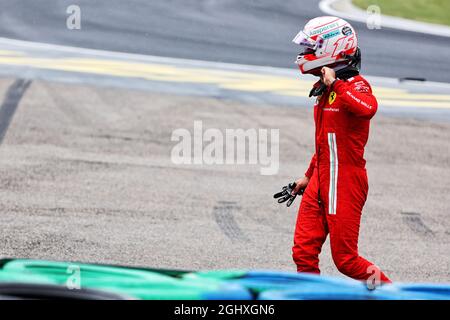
[183, 270, 361, 294]
[0, 259, 449, 300]
[0, 283, 130, 300]
[0, 259, 251, 300]
[257, 281, 398, 300]
[185, 270, 450, 300]
[373, 283, 450, 300]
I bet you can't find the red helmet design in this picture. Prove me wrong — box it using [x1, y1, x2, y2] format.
[293, 16, 358, 76]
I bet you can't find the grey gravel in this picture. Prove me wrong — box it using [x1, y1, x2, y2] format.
[0, 78, 448, 282]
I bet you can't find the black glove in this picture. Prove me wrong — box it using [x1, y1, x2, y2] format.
[273, 182, 304, 207]
[309, 82, 327, 97]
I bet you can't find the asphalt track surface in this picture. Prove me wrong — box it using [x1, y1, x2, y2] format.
[0, 0, 449, 83]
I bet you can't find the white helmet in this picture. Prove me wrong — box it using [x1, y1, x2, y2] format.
[293, 16, 359, 76]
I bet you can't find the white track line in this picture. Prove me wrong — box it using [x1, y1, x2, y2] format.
[0, 37, 295, 76]
[0, 36, 449, 90]
[319, 0, 450, 38]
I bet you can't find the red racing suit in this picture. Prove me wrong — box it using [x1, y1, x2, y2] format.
[292, 75, 391, 283]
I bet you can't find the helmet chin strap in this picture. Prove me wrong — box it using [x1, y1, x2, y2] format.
[309, 47, 361, 97]
[335, 47, 362, 78]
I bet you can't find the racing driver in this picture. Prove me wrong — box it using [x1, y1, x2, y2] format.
[283, 16, 391, 283]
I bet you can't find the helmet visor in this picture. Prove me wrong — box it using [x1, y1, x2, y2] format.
[292, 30, 317, 50]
